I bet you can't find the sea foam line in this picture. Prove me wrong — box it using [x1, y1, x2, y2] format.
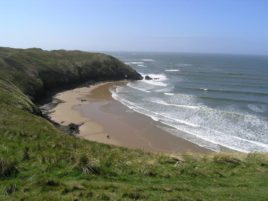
[164, 93, 174, 96]
[125, 61, 144, 65]
[149, 99, 199, 109]
[141, 59, 155, 62]
[127, 83, 151, 93]
[165, 69, 180, 72]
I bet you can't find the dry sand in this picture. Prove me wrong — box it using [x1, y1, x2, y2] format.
[47, 82, 210, 153]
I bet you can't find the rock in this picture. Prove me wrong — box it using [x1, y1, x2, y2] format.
[145, 75, 153, 80]
[163, 187, 173, 192]
[68, 123, 79, 134]
[171, 156, 185, 163]
[45, 180, 60, 187]
[164, 155, 185, 166]
[72, 184, 86, 191]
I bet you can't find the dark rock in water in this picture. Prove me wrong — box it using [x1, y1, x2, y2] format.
[145, 75, 153, 80]
[153, 78, 159, 80]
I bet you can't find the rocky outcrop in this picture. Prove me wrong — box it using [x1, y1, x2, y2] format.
[145, 75, 153, 80]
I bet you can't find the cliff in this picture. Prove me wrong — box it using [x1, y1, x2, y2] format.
[0, 47, 141, 113]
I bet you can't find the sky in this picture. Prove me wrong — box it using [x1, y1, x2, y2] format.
[0, 0, 268, 55]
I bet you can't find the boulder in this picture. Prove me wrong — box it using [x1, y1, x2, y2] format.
[68, 123, 80, 134]
[145, 75, 153, 80]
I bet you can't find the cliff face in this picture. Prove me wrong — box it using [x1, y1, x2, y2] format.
[0, 47, 142, 102]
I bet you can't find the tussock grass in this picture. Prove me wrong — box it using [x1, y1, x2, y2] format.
[74, 154, 100, 175]
[0, 159, 18, 178]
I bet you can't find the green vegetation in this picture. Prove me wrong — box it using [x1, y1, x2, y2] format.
[0, 47, 267, 200]
[0, 47, 141, 103]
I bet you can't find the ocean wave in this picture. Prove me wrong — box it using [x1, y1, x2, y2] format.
[164, 93, 174, 96]
[137, 64, 146, 67]
[125, 61, 144, 65]
[233, 136, 268, 149]
[177, 63, 192, 67]
[142, 73, 167, 81]
[181, 71, 268, 82]
[182, 80, 268, 90]
[165, 69, 180, 72]
[199, 96, 268, 105]
[149, 98, 199, 109]
[247, 104, 266, 113]
[126, 82, 151, 93]
[177, 72, 268, 85]
[140, 73, 168, 87]
[154, 86, 174, 93]
[155, 110, 268, 152]
[112, 92, 200, 128]
[163, 115, 200, 128]
[115, 52, 268, 153]
[141, 59, 155, 62]
[111, 86, 268, 152]
[151, 116, 159, 121]
[182, 86, 268, 96]
[161, 122, 268, 153]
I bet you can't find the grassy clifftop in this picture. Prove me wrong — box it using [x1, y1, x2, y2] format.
[0, 47, 268, 201]
[0, 47, 141, 103]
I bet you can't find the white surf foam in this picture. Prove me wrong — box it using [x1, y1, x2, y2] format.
[151, 116, 159, 121]
[111, 86, 268, 153]
[164, 93, 174, 96]
[150, 98, 199, 109]
[144, 73, 167, 81]
[141, 59, 155, 62]
[141, 73, 168, 87]
[165, 69, 180, 72]
[137, 64, 146, 67]
[177, 63, 192, 67]
[127, 82, 151, 93]
[162, 115, 200, 128]
[154, 111, 268, 153]
[125, 61, 144, 65]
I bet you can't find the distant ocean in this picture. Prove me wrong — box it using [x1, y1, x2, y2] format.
[109, 52, 268, 152]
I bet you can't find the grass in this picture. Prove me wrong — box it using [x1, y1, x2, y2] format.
[0, 47, 268, 200]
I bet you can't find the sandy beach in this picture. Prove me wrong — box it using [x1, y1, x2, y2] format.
[46, 82, 210, 153]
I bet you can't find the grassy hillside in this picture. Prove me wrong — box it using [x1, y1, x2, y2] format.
[0, 47, 141, 104]
[0, 47, 268, 201]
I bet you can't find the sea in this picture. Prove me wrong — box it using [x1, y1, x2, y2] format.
[109, 52, 268, 153]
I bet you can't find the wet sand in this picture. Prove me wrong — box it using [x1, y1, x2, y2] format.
[47, 82, 210, 153]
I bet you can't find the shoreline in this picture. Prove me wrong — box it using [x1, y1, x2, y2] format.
[44, 81, 210, 153]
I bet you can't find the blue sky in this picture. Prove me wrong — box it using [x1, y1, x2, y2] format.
[1, 0, 268, 55]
